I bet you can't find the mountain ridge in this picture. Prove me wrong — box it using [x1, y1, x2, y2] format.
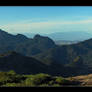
[0, 29, 56, 56]
[1, 29, 92, 76]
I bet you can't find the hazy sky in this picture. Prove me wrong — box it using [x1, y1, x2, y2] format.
[1, 6, 92, 34]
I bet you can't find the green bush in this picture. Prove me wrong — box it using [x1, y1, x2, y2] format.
[0, 71, 14, 85]
[0, 70, 25, 86]
[24, 73, 51, 86]
[39, 84, 49, 87]
[2, 83, 18, 87]
[7, 70, 16, 76]
[55, 77, 69, 85]
[48, 80, 55, 85]
[24, 78, 35, 86]
[0, 72, 71, 87]
[52, 84, 61, 87]
[2, 83, 29, 87]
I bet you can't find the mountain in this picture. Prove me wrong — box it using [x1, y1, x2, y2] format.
[0, 51, 72, 76]
[14, 34, 56, 56]
[2, 29, 92, 76]
[23, 33, 46, 38]
[0, 29, 28, 45]
[0, 29, 56, 56]
[22, 33, 36, 38]
[0, 51, 49, 74]
[34, 38, 92, 76]
[45, 31, 92, 41]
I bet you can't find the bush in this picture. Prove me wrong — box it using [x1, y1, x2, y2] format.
[24, 78, 35, 86]
[48, 80, 55, 85]
[55, 77, 69, 85]
[52, 84, 61, 87]
[0, 72, 71, 87]
[24, 73, 51, 86]
[2, 83, 18, 87]
[7, 70, 16, 76]
[0, 72, 13, 85]
[0, 70, 25, 86]
[39, 84, 49, 87]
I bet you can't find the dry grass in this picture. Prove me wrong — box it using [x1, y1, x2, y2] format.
[67, 74, 92, 86]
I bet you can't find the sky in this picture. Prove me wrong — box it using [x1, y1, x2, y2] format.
[1, 6, 92, 34]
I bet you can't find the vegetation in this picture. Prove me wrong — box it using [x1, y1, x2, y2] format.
[0, 71, 71, 87]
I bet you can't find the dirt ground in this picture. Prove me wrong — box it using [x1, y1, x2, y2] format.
[66, 74, 92, 87]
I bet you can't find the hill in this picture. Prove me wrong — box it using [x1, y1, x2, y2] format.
[14, 34, 56, 56]
[0, 51, 49, 74]
[0, 29, 56, 56]
[34, 38, 92, 76]
[0, 51, 71, 76]
[1, 29, 92, 76]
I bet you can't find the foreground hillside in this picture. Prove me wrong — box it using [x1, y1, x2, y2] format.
[67, 74, 92, 86]
[0, 71, 71, 87]
[0, 71, 92, 87]
[0, 70, 80, 87]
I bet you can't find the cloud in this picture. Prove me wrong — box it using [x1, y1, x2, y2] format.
[1, 19, 92, 34]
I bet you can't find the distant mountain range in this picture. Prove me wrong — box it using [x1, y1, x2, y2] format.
[24, 31, 92, 41]
[23, 33, 81, 45]
[45, 31, 92, 41]
[1, 29, 92, 77]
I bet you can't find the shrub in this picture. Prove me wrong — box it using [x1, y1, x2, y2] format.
[52, 84, 61, 87]
[39, 84, 49, 87]
[0, 72, 11, 85]
[2, 83, 18, 87]
[7, 70, 16, 76]
[55, 77, 69, 85]
[24, 73, 51, 86]
[48, 80, 55, 85]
